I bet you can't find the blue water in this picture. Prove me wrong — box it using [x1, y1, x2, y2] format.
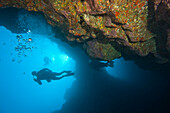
[0, 11, 76, 113]
[106, 58, 152, 82]
[0, 8, 169, 113]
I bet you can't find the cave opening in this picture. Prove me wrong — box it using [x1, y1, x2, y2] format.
[0, 7, 170, 113]
[0, 7, 76, 113]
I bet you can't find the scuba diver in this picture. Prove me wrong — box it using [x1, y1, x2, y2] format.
[107, 60, 114, 68]
[88, 60, 114, 70]
[43, 56, 52, 66]
[32, 68, 74, 85]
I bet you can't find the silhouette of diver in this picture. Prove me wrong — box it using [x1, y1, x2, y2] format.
[32, 68, 74, 85]
[89, 60, 114, 70]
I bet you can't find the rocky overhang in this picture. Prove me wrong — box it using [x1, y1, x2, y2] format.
[0, 0, 169, 63]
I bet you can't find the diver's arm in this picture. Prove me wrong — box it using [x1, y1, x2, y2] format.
[33, 78, 42, 85]
[37, 80, 42, 85]
[33, 78, 37, 82]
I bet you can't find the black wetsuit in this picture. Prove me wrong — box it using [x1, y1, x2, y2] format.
[33, 68, 73, 85]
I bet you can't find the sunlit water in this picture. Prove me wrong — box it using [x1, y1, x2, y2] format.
[0, 11, 76, 113]
[105, 58, 151, 82]
[0, 8, 169, 113]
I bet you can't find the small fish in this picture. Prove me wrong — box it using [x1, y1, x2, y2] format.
[12, 58, 15, 62]
[27, 30, 31, 33]
[28, 38, 32, 41]
[16, 35, 23, 39]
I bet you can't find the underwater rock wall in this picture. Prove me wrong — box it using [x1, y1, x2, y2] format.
[0, 0, 169, 63]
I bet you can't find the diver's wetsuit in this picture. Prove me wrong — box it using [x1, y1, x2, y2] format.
[33, 68, 73, 85]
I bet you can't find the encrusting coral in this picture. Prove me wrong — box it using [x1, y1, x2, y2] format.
[0, 0, 169, 63]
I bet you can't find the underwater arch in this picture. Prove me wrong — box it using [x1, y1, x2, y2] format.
[0, 8, 76, 113]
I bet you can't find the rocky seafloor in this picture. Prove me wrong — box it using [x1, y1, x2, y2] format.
[0, 0, 169, 64]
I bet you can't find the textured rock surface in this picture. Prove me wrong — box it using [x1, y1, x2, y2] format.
[0, 0, 169, 62]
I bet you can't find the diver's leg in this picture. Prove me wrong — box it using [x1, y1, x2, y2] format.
[60, 71, 72, 75]
[57, 73, 74, 79]
[53, 71, 68, 76]
[58, 71, 65, 75]
[52, 76, 64, 80]
[52, 72, 74, 80]
[53, 75, 71, 80]
[54, 71, 73, 77]
[52, 72, 61, 76]
[60, 71, 72, 74]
